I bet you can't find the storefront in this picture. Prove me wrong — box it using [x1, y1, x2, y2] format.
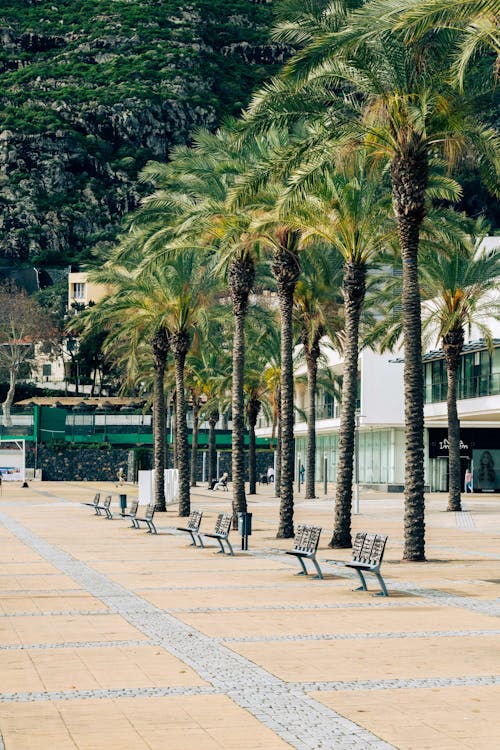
[428, 428, 500, 492]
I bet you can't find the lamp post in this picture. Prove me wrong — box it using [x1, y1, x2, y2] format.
[353, 412, 360, 514]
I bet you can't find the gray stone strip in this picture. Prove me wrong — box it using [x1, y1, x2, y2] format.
[0, 510, 394, 750]
[0, 685, 219, 704]
[0, 640, 152, 651]
[456, 511, 475, 529]
[296, 675, 500, 692]
[221, 629, 500, 643]
[169, 600, 425, 613]
[0, 610, 111, 618]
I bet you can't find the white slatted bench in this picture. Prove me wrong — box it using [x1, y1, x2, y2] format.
[94, 494, 113, 519]
[327, 532, 388, 596]
[201, 513, 233, 555]
[176, 510, 204, 546]
[285, 524, 323, 579]
[132, 502, 157, 534]
[82, 493, 100, 513]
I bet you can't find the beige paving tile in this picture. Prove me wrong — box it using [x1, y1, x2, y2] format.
[0, 574, 81, 592]
[0, 593, 108, 615]
[313, 685, 500, 750]
[176, 603, 499, 638]
[228, 634, 500, 683]
[0, 614, 146, 646]
[0, 645, 206, 692]
[0, 696, 293, 750]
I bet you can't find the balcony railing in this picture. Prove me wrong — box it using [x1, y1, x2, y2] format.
[425, 373, 500, 403]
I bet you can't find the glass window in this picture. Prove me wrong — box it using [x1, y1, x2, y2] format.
[42, 364, 51, 377]
[479, 350, 491, 396]
[73, 283, 86, 300]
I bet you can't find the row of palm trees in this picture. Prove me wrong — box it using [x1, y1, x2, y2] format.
[73, 0, 500, 561]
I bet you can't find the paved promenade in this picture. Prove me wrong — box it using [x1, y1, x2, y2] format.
[0, 481, 499, 749]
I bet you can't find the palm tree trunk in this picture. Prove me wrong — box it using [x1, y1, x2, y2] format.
[330, 260, 366, 548]
[172, 397, 178, 469]
[207, 410, 218, 488]
[272, 241, 301, 538]
[392, 151, 427, 562]
[171, 332, 190, 516]
[444, 330, 464, 512]
[190, 395, 199, 487]
[152, 363, 167, 511]
[152, 330, 169, 512]
[304, 334, 321, 499]
[275, 405, 281, 498]
[247, 398, 261, 495]
[229, 257, 255, 523]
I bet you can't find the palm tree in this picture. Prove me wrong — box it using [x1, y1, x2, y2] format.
[138, 127, 266, 524]
[419, 230, 500, 511]
[243, 3, 500, 558]
[388, 0, 500, 87]
[244, 309, 281, 494]
[70, 265, 172, 512]
[280, 156, 393, 544]
[159, 250, 221, 516]
[294, 246, 344, 499]
[186, 325, 232, 488]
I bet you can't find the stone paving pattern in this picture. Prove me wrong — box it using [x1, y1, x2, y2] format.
[0, 481, 499, 749]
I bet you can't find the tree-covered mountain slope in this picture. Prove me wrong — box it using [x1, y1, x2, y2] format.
[0, 0, 287, 266]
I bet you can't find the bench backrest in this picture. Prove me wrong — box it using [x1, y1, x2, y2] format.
[188, 510, 203, 532]
[293, 524, 322, 554]
[93, 493, 101, 506]
[144, 502, 155, 520]
[128, 499, 139, 517]
[214, 513, 231, 536]
[102, 495, 112, 509]
[352, 532, 387, 566]
[137, 502, 155, 519]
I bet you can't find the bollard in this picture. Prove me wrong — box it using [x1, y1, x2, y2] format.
[323, 456, 328, 495]
[119, 494, 127, 515]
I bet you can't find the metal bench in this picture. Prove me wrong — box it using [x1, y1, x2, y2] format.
[176, 510, 204, 546]
[328, 531, 388, 596]
[95, 494, 113, 519]
[285, 524, 323, 579]
[82, 493, 100, 512]
[202, 513, 233, 555]
[133, 502, 157, 534]
[121, 499, 139, 523]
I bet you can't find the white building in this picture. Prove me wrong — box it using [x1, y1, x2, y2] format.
[257, 239, 500, 493]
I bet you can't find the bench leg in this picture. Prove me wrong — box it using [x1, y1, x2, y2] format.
[224, 538, 234, 556]
[373, 570, 388, 597]
[146, 521, 157, 534]
[215, 538, 226, 554]
[105, 508, 113, 519]
[311, 556, 324, 580]
[296, 556, 308, 576]
[353, 569, 368, 591]
[187, 531, 198, 546]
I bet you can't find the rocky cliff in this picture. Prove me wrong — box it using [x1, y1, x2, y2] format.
[0, 1, 287, 266]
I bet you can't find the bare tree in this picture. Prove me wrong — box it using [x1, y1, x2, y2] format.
[0, 283, 55, 426]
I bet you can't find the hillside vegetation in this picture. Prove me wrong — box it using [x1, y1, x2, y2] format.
[0, 0, 286, 265]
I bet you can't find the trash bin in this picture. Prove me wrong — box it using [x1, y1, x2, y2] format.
[237, 512, 252, 550]
[119, 494, 127, 514]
